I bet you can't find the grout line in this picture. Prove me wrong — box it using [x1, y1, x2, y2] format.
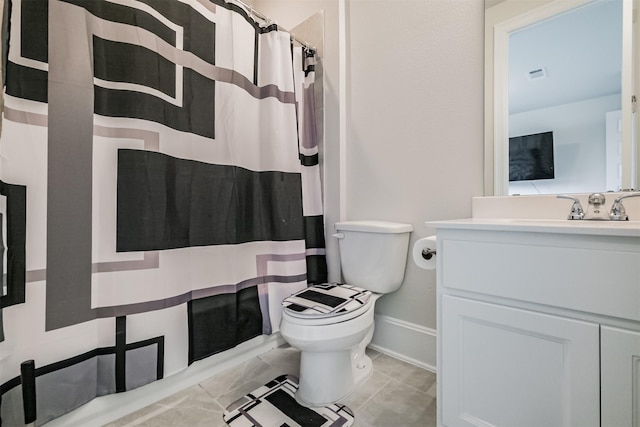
[387, 375, 438, 397]
[116, 395, 190, 427]
[204, 347, 297, 412]
[350, 375, 393, 412]
[198, 384, 227, 412]
[349, 354, 437, 412]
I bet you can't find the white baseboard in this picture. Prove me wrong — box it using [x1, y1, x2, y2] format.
[369, 314, 437, 372]
[43, 334, 286, 427]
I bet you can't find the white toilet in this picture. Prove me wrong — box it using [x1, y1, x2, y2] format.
[279, 220, 413, 407]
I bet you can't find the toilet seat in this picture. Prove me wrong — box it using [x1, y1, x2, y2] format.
[282, 283, 373, 325]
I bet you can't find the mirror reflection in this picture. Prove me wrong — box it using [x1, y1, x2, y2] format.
[508, 0, 622, 195]
[485, 0, 635, 196]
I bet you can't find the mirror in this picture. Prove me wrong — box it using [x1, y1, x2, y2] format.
[485, 0, 638, 196]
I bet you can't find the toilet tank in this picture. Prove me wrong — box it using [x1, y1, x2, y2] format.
[335, 221, 413, 293]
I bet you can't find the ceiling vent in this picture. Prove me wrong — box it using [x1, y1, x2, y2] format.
[528, 67, 547, 80]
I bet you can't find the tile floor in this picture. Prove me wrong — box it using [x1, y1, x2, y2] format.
[104, 345, 437, 427]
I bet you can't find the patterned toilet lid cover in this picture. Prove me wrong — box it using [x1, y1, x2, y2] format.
[282, 283, 372, 319]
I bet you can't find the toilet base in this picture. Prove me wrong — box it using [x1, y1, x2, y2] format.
[295, 349, 373, 407]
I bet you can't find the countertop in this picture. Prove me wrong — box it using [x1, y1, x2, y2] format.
[428, 218, 640, 237]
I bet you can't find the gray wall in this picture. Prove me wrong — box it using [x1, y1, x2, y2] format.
[254, 0, 484, 334]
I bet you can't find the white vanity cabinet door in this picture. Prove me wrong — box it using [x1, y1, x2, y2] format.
[601, 326, 640, 427]
[441, 295, 600, 427]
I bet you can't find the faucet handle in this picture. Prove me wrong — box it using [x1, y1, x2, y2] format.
[609, 192, 640, 221]
[557, 195, 585, 220]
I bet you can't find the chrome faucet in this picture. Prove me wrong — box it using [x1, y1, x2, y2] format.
[608, 192, 640, 221]
[558, 192, 640, 220]
[585, 193, 609, 220]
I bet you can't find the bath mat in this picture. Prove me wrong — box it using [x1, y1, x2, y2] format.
[223, 374, 355, 427]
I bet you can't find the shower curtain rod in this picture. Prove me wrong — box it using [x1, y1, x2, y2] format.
[230, 0, 316, 53]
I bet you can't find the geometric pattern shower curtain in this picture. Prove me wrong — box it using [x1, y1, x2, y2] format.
[0, 0, 326, 425]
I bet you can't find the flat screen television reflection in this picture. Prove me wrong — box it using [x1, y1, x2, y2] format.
[509, 131, 555, 181]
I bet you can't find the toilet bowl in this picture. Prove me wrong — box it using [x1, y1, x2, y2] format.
[279, 220, 413, 407]
[280, 291, 380, 406]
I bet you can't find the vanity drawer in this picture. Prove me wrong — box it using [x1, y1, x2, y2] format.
[440, 233, 640, 321]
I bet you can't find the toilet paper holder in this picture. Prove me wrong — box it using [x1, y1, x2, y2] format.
[422, 248, 437, 260]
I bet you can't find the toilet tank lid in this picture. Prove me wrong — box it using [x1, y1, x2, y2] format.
[335, 220, 413, 233]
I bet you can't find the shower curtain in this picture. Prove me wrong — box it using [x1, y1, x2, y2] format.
[0, 0, 326, 425]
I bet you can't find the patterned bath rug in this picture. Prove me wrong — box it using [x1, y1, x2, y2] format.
[223, 374, 355, 427]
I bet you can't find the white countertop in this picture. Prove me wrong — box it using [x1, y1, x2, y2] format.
[428, 218, 640, 237]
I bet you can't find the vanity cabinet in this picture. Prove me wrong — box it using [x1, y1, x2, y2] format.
[441, 295, 600, 427]
[433, 220, 640, 427]
[601, 326, 640, 427]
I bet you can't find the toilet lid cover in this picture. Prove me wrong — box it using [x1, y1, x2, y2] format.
[282, 283, 372, 318]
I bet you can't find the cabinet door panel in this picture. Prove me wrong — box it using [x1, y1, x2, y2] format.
[441, 296, 600, 427]
[602, 326, 640, 427]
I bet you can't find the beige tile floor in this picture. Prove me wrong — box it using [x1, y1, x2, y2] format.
[104, 345, 437, 427]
